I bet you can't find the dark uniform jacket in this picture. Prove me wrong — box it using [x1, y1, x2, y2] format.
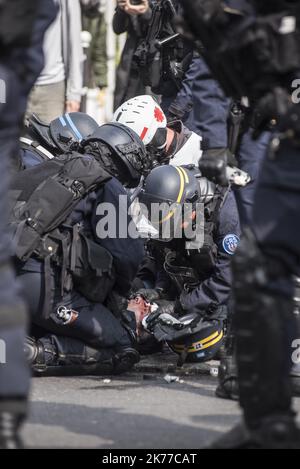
[154, 127, 241, 314]
[20, 147, 145, 297]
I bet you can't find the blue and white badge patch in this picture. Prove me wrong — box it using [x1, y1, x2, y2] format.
[222, 234, 240, 256]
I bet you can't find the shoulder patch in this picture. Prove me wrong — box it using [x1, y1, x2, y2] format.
[222, 234, 240, 255]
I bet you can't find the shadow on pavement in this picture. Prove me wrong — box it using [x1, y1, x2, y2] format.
[26, 400, 228, 449]
[78, 374, 219, 399]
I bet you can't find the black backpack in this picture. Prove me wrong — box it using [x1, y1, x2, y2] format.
[10, 152, 114, 316]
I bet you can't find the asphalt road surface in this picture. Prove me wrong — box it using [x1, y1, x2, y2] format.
[23, 371, 300, 449]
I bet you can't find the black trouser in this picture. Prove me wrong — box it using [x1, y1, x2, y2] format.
[18, 264, 133, 362]
[234, 139, 300, 427]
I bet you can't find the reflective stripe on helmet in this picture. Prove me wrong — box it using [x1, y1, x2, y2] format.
[112, 95, 167, 146]
[177, 166, 190, 184]
[159, 167, 187, 225]
[140, 127, 149, 141]
[158, 167, 186, 225]
[65, 113, 83, 141]
[175, 167, 186, 204]
[59, 116, 67, 127]
[171, 330, 224, 353]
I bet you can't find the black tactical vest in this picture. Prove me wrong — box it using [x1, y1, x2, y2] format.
[10, 152, 114, 317]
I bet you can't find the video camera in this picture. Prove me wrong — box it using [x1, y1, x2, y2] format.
[134, 0, 194, 91]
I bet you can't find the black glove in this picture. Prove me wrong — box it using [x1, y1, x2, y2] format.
[145, 300, 195, 343]
[199, 148, 236, 186]
[155, 300, 176, 315]
[134, 288, 164, 303]
[145, 300, 176, 333]
[106, 291, 128, 318]
[153, 298, 184, 317]
[167, 102, 193, 123]
[252, 87, 295, 139]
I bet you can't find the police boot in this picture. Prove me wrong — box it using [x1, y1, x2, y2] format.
[215, 340, 239, 401]
[211, 230, 300, 449]
[24, 336, 54, 374]
[0, 408, 25, 449]
[113, 346, 140, 374]
[210, 414, 300, 449]
[291, 277, 300, 396]
[26, 335, 140, 376]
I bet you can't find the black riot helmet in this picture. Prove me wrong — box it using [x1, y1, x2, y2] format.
[138, 165, 200, 240]
[81, 123, 150, 188]
[168, 314, 224, 364]
[27, 112, 99, 154]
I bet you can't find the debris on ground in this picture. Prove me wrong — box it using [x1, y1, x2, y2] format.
[164, 374, 180, 384]
[210, 367, 219, 378]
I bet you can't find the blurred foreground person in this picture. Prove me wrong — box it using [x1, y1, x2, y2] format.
[113, 95, 251, 186]
[180, 0, 300, 448]
[134, 165, 240, 362]
[0, 0, 56, 448]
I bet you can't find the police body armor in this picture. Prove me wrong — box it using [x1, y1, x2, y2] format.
[162, 178, 225, 293]
[134, 0, 194, 95]
[20, 137, 56, 164]
[9, 153, 114, 317]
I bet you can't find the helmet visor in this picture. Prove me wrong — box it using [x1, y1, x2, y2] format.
[148, 127, 168, 151]
[138, 191, 184, 241]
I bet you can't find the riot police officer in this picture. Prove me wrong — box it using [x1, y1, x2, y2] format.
[0, 0, 57, 448]
[113, 95, 251, 186]
[113, 95, 202, 167]
[134, 164, 241, 361]
[14, 123, 148, 376]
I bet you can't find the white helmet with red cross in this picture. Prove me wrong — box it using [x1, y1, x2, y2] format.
[112, 95, 168, 149]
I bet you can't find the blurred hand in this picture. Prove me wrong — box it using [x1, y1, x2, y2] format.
[117, 0, 128, 10]
[119, 0, 150, 16]
[66, 100, 81, 113]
